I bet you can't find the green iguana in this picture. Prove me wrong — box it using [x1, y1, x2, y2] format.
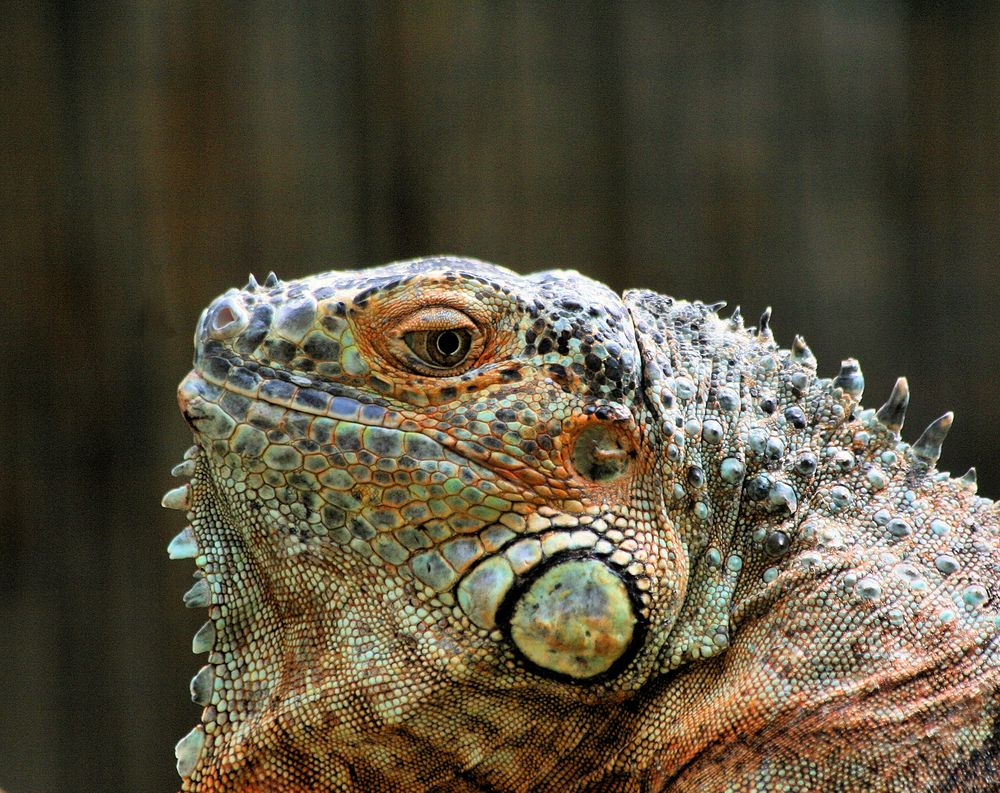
[164, 257, 1000, 791]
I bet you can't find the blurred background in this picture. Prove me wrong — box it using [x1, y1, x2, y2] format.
[2, 2, 999, 791]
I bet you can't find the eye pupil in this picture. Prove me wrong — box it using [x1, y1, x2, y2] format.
[435, 330, 461, 357]
[400, 322, 477, 373]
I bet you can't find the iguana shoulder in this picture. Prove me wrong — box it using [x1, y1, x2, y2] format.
[164, 257, 1000, 791]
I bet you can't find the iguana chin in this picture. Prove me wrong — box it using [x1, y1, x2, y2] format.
[164, 256, 1000, 791]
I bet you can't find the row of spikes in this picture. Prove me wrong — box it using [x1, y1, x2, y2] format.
[723, 304, 784, 344]
[727, 305, 818, 372]
[725, 304, 815, 368]
[245, 271, 281, 291]
[723, 304, 774, 339]
[161, 448, 215, 613]
[873, 375, 962, 473]
[161, 447, 217, 777]
[725, 302, 972, 482]
[848, 365, 973, 487]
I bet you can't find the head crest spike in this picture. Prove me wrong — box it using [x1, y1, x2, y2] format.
[910, 412, 954, 467]
[705, 300, 727, 314]
[833, 359, 864, 400]
[264, 271, 280, 288]
[757, 306, 772, 337]
[875, 377, 909, 434]
[245, 273, 260, 291]
[791, 334, 816, 366]
[728, 306, 743, 329]
[959, 467, 978, 493]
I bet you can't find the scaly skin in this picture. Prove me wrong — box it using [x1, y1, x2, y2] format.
[164, 257, 1000, 791]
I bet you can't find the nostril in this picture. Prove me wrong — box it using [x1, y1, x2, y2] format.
[215, 306, 236, 328]
[208, 299, 248, 339]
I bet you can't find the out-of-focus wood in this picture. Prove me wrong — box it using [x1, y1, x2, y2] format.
[1, 3, 997, 790]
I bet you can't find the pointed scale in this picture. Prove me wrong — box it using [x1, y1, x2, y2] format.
[171, 459, 196, 478]
[183, 578, 211, 609]
[911, 412, 954, 466]
[192, 621, 216, 654]
[791, 335, 816, 367]
[833, 359, 864, 400]
[167, 526, 198, 560]
[190, 665, 215, 706]
[875, 377, 909, 434]
[175, 725, 206, 778]
[757, 306, 773, 338]
[960, 467, 978, 493]
[162, 484, 191, 511]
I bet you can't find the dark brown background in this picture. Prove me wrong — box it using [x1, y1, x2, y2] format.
[2, 3, 998, 791]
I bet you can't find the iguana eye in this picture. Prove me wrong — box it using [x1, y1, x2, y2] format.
[405, 328, 473, 368]
[388, 307, 483, 375]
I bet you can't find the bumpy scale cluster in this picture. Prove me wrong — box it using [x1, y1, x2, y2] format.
[164, 258, 1000, 792]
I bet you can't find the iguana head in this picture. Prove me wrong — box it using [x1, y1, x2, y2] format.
[167, 256, 979, 789]
[168, 257, 704, 785]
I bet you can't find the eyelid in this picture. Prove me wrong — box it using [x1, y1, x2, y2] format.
[392, 307, 478, 335]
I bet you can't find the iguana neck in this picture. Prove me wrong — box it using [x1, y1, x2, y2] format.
[627, 291, 878, 669]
